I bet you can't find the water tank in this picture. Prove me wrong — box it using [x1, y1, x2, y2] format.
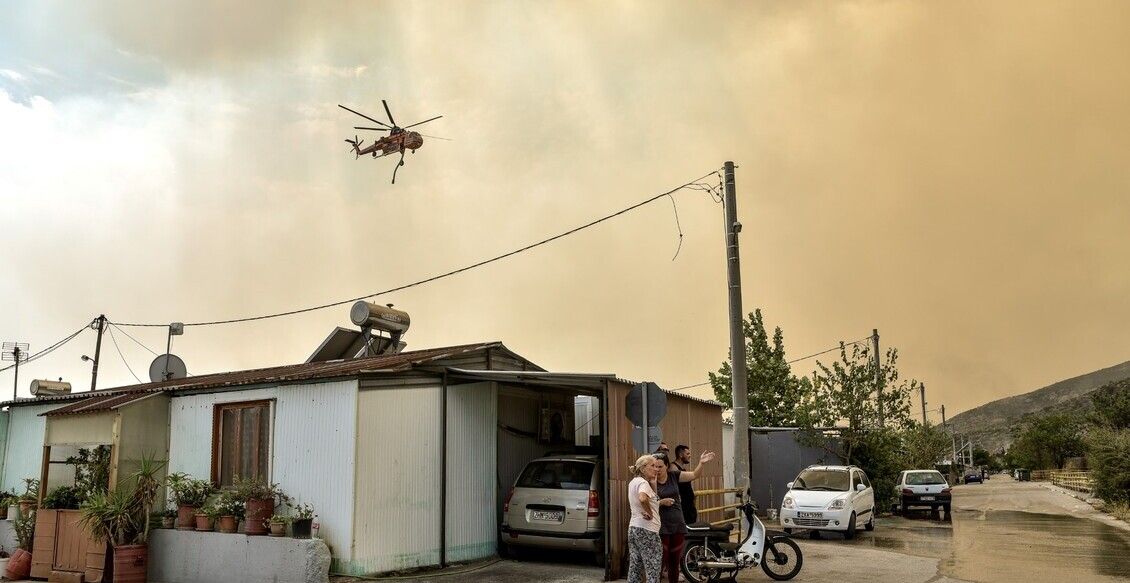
[30, 379, 72, 397]
[350, 302, 411, 333]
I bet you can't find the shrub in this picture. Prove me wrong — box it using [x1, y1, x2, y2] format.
[1086, 427, 1130, 504]
[43, 485, 84, 510]
[166, 473, 214, 507]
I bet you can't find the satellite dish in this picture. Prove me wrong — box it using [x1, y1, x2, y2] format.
[149, 354, 187, 383]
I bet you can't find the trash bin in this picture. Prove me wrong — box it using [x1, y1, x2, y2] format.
[1016, 469, 1030, 482]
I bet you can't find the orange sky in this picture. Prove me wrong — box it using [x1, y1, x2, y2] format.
[2, 1, 1129, 416]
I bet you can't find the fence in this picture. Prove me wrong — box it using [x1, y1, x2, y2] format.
[1030, 469, 1094, 494]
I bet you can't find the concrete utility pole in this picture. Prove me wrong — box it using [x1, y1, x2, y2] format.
[920, 383, 928, 425]
[873, 329, 883, 426]
[90, 315, 106, 391]
[723, 161, 749, 494]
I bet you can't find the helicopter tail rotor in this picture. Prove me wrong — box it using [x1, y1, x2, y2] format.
[345, 136, 363, 159]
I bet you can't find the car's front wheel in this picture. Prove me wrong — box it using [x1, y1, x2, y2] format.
[844, 513, 857, 539]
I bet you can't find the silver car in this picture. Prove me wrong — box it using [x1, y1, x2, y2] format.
[500, 454, 604, 564]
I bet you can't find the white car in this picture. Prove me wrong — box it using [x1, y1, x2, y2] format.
[779, 465, 875, 539]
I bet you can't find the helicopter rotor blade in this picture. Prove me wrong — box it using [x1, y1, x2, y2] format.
[354, 126, 392, 132]
[338, 104, 392, 129]
[404, 115, 443, 129]
[382, 99, 396, 127]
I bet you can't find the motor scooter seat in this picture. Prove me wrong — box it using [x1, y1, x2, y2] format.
[686, 521, 734, 533]
[717, 542, 740, 552]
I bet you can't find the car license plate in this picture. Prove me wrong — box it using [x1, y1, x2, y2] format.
[797, 512, 823, 519]
[921, 496, 935, 501]
[531, 510, 563, 522]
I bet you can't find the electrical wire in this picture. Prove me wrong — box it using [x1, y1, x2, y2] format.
[113, 167, 724, 328]
[107, 323, 159, 356]
[105, 324, 142, 383]
[0, 324, 89, 373]
[671, 381, 711, 392]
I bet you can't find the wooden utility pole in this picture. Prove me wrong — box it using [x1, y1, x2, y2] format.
[90, 315, 106, 391]
[873, 329, 883, 426]
[920, 383, 928, 425]
[940, 404, 947, 429]
[723, 161, 749, 494]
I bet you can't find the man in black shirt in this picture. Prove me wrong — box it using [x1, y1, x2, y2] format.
[671, 444, 700, 524]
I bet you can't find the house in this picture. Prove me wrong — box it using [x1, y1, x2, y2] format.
[0, 340, 724, 580]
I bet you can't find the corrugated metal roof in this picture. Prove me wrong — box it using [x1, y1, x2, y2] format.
[4, 342, 508, 408]
[613, 377, 725, 408]
[41, 391, 159, 416]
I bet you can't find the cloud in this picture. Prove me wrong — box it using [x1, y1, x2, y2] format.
[0, 69, 26, 82]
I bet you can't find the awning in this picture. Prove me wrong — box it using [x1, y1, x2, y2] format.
[444, 368, 615, 390]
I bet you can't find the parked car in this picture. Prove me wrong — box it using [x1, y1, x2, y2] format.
[500, 454, 604, 564]
[893, 470, 951, 515]
[963, 472, 983, 484]
[779, 465, 875, 539]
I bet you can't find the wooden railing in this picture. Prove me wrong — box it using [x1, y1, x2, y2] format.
[1030, 469, 1094, 493]
[695, 487, 744, 539]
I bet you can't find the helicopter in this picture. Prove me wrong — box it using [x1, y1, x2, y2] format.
[339, 101, 444, 184]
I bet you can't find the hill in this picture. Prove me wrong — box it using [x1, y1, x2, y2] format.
[947, 360, 1130, 452]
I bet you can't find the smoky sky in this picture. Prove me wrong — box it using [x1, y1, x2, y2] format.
[2, 1, 1129, 416]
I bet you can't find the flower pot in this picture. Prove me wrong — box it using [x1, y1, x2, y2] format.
[161, 516, 176, 529]
[291, 518, 313, 539]
[244, 498, 274, 536]
[0, 505, 7, 520]
[269, 521, 287, 537]
[5, 548, 31, 580]
[112, 544, 148, 583]
[218, 515, 238, 534]
[195, 513, 215, 531]
[18, 500, 36, 516]
[0, 557, 10, 575]
[176, 504, 198, 530]
[6, 504, 18, 519]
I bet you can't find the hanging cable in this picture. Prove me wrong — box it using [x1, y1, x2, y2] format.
[113, 167, 724, 328]
[105, 325, 142, 383]
[107, 323, 159, 356]
[0, 324, 88, 373]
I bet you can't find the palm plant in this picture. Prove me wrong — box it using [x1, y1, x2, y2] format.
[78, 454, 166, 547]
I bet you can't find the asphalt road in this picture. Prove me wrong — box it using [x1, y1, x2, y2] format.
[336, 476, 1130, 582]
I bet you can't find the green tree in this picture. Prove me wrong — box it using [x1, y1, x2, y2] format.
[1086, 427, 1130, 503]
[709, 309, 811, 427]
[1089, 379, 1130, 429]
[972, 447, 992, 468]
[902, 423, 951, 470]
[1007, 413, 1085, 470]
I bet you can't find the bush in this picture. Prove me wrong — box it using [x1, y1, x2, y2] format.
[43, 486, 84, 510]
[1086, 427, 1130, 504]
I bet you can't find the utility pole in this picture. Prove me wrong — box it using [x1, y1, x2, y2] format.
[89, 315, 106, 391]
[940, 404, 947, 429]
[920, 383, 927, 425]
[873, 329, 883, 426]
[723, 161, 749, 494]
[12, 345, 21, 401]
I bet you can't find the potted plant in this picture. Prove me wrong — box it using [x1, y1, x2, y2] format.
[78, 455, 164, 583]
[166, 472, 214, 530]
[2, 493, 17, 520]
[6, 510, 35, 580]
[43, 485, 84, 510]
[290, 503, 315, 539]
[268, 514, 289, 537]
[214, 491, 244, 534]
[18, 478, 40, 516]
[195, 503, 217, 532]
[160, 508, 177, 529]
[234, 477, 288, 536]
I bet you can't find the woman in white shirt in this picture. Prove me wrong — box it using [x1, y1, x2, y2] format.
[628, 455, 673, 583]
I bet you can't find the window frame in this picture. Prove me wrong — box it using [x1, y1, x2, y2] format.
[210, 399, 275, 487]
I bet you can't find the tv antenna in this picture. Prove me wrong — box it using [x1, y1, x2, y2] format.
[2, 342, 30, 402]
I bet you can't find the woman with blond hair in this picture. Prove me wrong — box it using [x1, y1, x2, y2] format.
[628, 455, 672, 583]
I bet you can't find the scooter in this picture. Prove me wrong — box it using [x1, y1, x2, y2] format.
[681, 497, 803, 581]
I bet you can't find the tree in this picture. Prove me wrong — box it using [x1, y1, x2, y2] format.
[709, 309, 811, 427]
[1089, 379, 1130, 430]
[1007, 414, 1085, 470]
[972, 447, 992, 468]
[902, 423, 951, 470]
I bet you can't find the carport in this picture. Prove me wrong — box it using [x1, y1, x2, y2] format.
[444, 370, 724, 580]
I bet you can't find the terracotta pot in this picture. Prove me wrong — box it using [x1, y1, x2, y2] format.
[176, 504, 198, 530]
[161, 516, 176, 529]
[194, 513, 215, 531]
[112, 544, 148, 583]
[269, 521, 287, 537]
[0, 505, 8, 520]
[4, 548, 31, 581]
[244, 498, 274, 536]
[218, 515, 238, 533]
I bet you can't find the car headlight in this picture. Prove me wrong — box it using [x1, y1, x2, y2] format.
[782, 497, 795, 509]
[828, 498, 846, 510]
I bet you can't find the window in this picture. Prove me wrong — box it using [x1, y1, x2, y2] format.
[212, 400, 272, 487]
[793, 469, 850, 491]
[516, 460, 596, 490]
[852, 472, 864, 489]
[860, 472, 871, 488]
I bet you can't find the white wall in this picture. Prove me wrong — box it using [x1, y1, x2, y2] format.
[1, 403, 57, 493]
[722, 423, 734, 489]
[166, 380, 357, 562]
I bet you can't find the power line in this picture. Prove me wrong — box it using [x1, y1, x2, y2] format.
[671, 381, 710, 392]
[0, 324, 89, 373]
[105, 325, 142, 384]
[114, 168, 724, 328]
[107, 323, 159, 356]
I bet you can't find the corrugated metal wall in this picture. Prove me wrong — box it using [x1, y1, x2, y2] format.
[352, 385, 442, 575]
[444, 382, 497, 562]
[2, 403, 57, 492]
[166, 380, 358, 563]
[749, 430, 842, 511]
